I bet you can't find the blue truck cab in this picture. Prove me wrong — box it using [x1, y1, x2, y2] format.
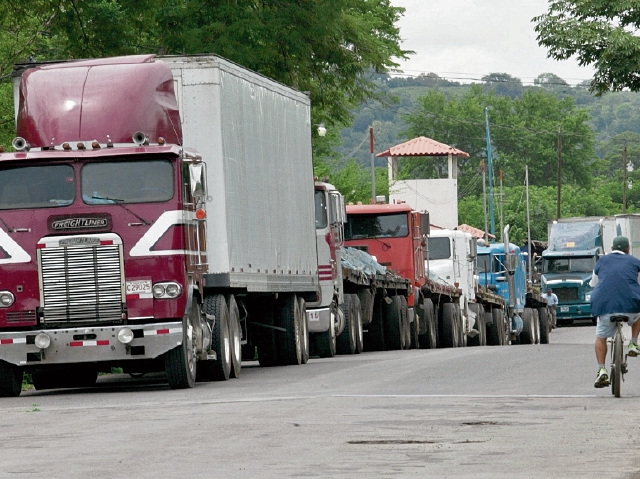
[477, 242, 527, 334]
[540, 218, 616, 325]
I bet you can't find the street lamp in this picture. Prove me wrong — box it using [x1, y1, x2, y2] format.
[317, 123, 326, 137]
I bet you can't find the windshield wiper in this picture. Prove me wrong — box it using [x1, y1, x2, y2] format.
[92, 196, 150, 226]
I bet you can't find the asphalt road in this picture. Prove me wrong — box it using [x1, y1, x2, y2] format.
[1, 323, 640, 478]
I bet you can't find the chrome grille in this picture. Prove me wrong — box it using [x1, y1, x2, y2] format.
[555, 287, 578, 302]
[39, 243, 124, 323]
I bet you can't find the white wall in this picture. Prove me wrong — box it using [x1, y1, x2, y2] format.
[389, 179, 458, 229]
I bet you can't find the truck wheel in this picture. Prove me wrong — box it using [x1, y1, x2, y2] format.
[532, 309, 540, 344]
[298, 297, 309, 364]
[316, 301, 337, 358]
[418, 298, 437, 349]
[410, 306, 420, 349]
[520, 308, 534, 345]
[364, 295, 385, 351]
[337, 295, 357, 355]
[440, 302, 457, 348]
[358, 289, 373, 326]
[199, 294, 232, 380]
[487, 308, 503, 346]
[400, 296, 411, 350]
[384, 295, 404, 350]
[0, 360, 22, 397]
[277, 294, 303, 365]
[165, 298, 199, 389]
[537, 307, 550, 344]
[255, 299, 278, 367]
[351, 295, 364, 354]
[454, 303, 465, 347]
[227, 295, 242, 378]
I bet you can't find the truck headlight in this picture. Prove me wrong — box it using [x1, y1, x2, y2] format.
[0, 291, 14, 307]
[585, 294, 591, 301]
[152, 282, 183, 299]
[34, 333, 51, 349]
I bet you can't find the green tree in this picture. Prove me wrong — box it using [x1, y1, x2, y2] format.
[0, 0, 410, 129]
[534, 1, 640, 94]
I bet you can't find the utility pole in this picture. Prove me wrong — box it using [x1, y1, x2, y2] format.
[482, 159, 488, 242]
[556, 125, 562, 219]
[370, 126, 375, 204]
[485, 107, 495, 239]
[623, 145, 628, 213]
[499, 170, 504, 243]
[526, 165, 532, 285]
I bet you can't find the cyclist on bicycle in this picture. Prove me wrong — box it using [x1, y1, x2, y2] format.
[590, 236, 640, 388]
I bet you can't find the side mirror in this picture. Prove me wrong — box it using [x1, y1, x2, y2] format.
[189, 163, 206, 199]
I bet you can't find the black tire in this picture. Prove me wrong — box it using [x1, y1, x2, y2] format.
[165, 299, 199, 389]
[298, 297, 309, 364]
[478, 304, 486, 346]
[351, 295, 364, 354]
[316, 301, 337, 358]
[612, 330, 623, 398]
[337, 295, 357, 355]
[410, 305, 420, 349]
[532, 309, 540, 345]
[277, 294, 303, 365]
[358, 289, 373, 325]
[454, 303, 465, 347]
[537, 307, 550, 344]
[440, 303, 457, 348]
[364, 295, 385, 351]
[487, 308, 505, 346]
[0, 360, 22, 397]
[199, 294, 232, 380]
[384, 295, 404, 350]
[418, 298, 437, 349]
[520, 308, 534, 345]
[227, 295, 242, 378]
[400, 296, 411, 350]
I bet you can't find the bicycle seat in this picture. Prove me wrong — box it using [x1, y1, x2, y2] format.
[610, 315, 630, 323]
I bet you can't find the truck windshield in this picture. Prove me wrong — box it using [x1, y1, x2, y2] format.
[315, 190, 327, 229]
[544, 256, 595, 273]
[82, 160, 174, 204]
[477, 254, 504, 274]
[345, 213, 408, 239]
[427, 237, 450, 260]
[0, 164, 75, 209]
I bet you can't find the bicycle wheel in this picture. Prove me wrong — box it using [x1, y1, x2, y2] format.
[611, 328, 623, 398]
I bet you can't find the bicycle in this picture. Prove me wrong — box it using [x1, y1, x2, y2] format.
[609, 315, 630, 398]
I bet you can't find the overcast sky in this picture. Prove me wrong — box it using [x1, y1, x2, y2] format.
[390, 0, 595, 86]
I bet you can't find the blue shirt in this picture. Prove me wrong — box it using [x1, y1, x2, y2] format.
[544, 293, 558, 306]
[590, 252, 640, 316]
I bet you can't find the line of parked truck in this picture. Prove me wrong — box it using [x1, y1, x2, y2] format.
[0, 54, 550, 397]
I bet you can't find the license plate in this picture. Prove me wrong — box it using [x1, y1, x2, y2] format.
[560, 306, 569, 312]
[126, 279, 152, 295]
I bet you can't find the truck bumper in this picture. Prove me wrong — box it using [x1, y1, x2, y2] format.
[0, 322, 183, 367]
[557, 303, 592, 320]
[307, 307, 330, 333]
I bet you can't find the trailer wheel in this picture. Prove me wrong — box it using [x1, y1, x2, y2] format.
[410, 305, 420, 349]
[400, 296, 411, 350]
[198, 294, 232, 380]
[440, 302, 458, 348]
[418, 298, 437, 349]
[316, 301, 337, 358]
[520, 308, 534, 345]
[254, 299, 278, 367]
[227, 295, 242, 378]
[165, 297, 199, 388]
[384, 295, 405, 350]
[352, 295, 364, 354]
[364, 295, 385, 351]
[487, 308, 501, 345]
[298, 297, 309, 364]
[337, 295, 357, 355]
[358, 289, 373, 326]
[532, 309, 540, 344]
[277, 294, 303, 365]
[0, 361, 22, 397]
[537, 307, 550, 344]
